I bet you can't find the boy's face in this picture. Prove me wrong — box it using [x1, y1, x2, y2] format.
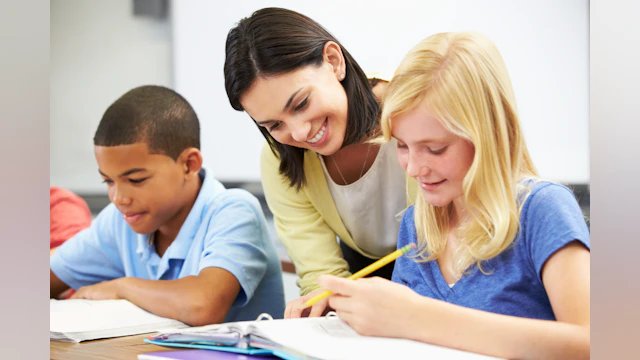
[94, 143, 191, 235]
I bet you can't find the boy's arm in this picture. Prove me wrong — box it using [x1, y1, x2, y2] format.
[71, 268, 240, 326]
[71, 193, 270, 326]
[50, 269, 70, 299]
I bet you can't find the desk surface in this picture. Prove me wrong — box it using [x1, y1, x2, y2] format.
[51, 335, 277, 360]
[51, 334, 179, 360]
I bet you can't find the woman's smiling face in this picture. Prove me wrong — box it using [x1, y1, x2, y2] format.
[240, 60, 349, 156]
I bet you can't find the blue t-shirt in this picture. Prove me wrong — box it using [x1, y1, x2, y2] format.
[392, 182, 590, 320]
[51, 168, 285, 322]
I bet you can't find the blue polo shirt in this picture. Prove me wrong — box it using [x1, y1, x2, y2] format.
[51, 168, 285, 322]
[392, 182, 590, 320]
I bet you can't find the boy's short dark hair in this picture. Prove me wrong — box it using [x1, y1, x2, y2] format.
[94, 85, 200, 160]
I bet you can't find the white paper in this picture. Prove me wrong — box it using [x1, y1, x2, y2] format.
[50, 299, 188, 342]
[249, 317, 500, 360]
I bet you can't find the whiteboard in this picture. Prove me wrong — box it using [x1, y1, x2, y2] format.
[171, 0, 589, 184]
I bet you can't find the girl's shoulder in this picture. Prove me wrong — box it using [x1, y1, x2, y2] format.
[520, 180, 580, 213]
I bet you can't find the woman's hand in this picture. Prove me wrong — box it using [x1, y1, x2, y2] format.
[317, 275, 424, 339]
[284, 288, 332, 318]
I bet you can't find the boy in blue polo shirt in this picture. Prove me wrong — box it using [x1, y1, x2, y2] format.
[50, 85, 285, 325]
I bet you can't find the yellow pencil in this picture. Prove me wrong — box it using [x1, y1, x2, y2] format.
[304, 243, 416, 308]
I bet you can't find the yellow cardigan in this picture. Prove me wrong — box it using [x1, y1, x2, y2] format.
[260, 142, 418, 295]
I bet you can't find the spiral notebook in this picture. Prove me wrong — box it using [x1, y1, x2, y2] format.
[138, 349, 276, 360]
[144, 313, 498, 360]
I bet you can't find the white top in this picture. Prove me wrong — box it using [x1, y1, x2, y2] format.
[320, 139, 407, 257]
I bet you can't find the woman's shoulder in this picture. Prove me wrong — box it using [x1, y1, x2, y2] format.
[260, 142, 279, 165]
[260, 142, 325, 184]
[365, 69, 395, 82]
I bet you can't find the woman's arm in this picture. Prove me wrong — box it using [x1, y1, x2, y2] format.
[260, 144, 351, 317]
[319, 242, 590, 359]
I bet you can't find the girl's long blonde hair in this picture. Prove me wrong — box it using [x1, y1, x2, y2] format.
[381, 32, 539, 274]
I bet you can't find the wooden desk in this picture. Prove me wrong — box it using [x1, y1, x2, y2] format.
[280, 259, 295, 274]
[51, 334, 174, 360]
[51, 335, 278, 360]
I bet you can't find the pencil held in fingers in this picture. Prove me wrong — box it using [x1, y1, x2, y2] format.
[304, 243, 416, 308]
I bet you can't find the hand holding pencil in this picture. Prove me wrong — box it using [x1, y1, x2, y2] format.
[304, 243, 416, 309]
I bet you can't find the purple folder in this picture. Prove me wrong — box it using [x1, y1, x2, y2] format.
[138, 349, 277, 360]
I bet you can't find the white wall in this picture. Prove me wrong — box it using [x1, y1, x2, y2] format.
[172, 0, 589, 184]
[50, 0, 172, 193]
[451, 0, 589, 184]
[50, 0, 589, 193]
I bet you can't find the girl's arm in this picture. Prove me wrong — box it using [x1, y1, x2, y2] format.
[319, 241, 590, 359]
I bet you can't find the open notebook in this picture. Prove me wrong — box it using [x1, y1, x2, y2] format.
[50, 299, 188, 342]
[145, 313, 499, 360]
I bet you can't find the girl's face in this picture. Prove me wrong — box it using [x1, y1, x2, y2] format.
[391, 101, 475, 208]
[240, 61, 348, 157]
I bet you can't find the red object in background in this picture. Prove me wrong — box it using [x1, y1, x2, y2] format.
[50, 186, 93, 249]
[50, 187, 93, 299]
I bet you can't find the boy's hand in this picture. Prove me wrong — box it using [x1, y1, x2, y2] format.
[70, 279, 125, 300]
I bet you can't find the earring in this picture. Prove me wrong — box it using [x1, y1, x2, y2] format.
[340, 73, 345, 80]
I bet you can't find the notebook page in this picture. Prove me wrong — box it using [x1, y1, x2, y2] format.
[249, 317, 500, 359]
[50, 299, 186, 333]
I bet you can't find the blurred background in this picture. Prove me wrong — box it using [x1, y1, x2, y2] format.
[50, 0, 590, 301]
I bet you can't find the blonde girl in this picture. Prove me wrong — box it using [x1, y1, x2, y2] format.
[319, 32, 590, 359]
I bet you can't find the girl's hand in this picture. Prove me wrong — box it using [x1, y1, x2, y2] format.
[318, 275, 425, 339]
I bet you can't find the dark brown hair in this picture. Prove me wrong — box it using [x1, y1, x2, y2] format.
[94, 85, 200, 159]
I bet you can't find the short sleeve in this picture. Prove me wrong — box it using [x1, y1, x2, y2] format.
[522, 183, 590, 280]
[198, 191, 269, 307]
[391, 206, 416, 284]
[50, 204, 125, 289]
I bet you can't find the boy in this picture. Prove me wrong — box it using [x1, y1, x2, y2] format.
[50, 85, 285, 326]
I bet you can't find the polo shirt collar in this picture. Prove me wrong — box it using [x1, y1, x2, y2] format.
[152, 167, 225, 261]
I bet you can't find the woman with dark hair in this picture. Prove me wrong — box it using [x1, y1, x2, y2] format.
[224, 7, 417, 318]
